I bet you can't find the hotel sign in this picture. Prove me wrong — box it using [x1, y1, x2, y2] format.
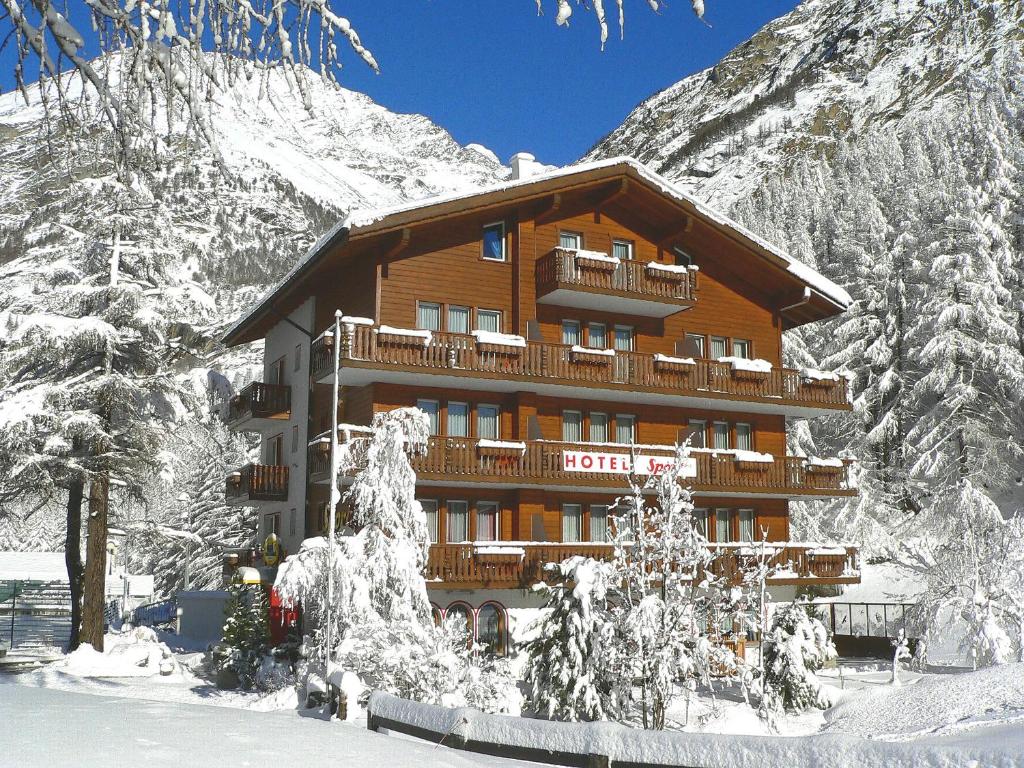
[562, 450, 696, 478]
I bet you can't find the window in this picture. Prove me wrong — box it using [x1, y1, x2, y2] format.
[615, 414, 636, 445]
[291, 425, 299, 454]
[264, 512, 280, 537]
[477, 309, 502, 333]
[673, 246, 693, 267]
[733, 339, 752, 359]
[711, 336, 728, 358]
[289, 509, 297, 536]
[421, 499, 439, 543]
[612, 239, 633, 261]
[694, 508, 709, 538]
[267, 434, 284, 465]
[687, 419, 707, 449]
[562, 504, 582, 543]
[446, 501, 469, 542]
[684, 333, 705, 358]
[562, 410, 583, 442]
[448, 305, 470, 334]
[590, 505, 609, 542]
[736, 423, 753, 451]
[562, 319, 581, 346]
[416, 301, 441, 331]
[477, 604, 506, 656]
[417, 399, 440, 435]
[613, 325, 634, 352]
[447, 402, 469, 437]
[268, 356, 285, 386]
[739, 509, 755, 543]
[559, 231, 582, 249]
[293, 344, 302, 371]
[713, 421, 730, 450]
[589, 412, 609, 443]
[476, 502, 499, 542]
[715, 509, 731, 542]
[482, 222, 506, 261]
[587, 322, 607, 349]
[477, 405, 500, 440]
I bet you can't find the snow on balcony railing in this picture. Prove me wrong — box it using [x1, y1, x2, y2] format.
[718, 356, 774, 373]
[377, 325, 432, 345]
[470, 330, 527, 348]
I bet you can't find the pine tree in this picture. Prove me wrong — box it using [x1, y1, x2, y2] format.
[219, 581, 270, 689]
[524, 556, 617, 721]
[761, 603, 836, 715]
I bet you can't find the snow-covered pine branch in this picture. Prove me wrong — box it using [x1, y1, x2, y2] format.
[535, 1, 709, 49]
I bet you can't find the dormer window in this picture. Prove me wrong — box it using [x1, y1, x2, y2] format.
[482, 222, 506, 261]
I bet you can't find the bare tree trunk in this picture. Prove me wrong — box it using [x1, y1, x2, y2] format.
[64, 479, 85, 651]
[81, 475, 109, 652]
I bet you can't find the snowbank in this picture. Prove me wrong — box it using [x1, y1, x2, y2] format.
[60, 627, 180, 678]
[368, 690, 1023, 768]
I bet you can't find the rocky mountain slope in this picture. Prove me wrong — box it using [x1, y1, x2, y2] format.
[588, 0, 1024, 207]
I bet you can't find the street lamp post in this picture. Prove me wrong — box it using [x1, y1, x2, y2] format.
[178, 492, 192, 591]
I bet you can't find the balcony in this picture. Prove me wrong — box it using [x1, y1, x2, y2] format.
[313, 436, 856, 499]
[311, 324, 851, 418]
[226, 382, 292, 431]
[535, 247, 697, 317]
[225, 464, 289, 505]
[426, 542, 860, 589]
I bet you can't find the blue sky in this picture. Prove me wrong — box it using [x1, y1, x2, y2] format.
[0, 1, 799, 165]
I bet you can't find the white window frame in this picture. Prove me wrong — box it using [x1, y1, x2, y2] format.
[417, 399, 440, 435]
[447, 401, 470, 437]
[420, 498, 439, 543]
[587, 322, 608, 349]
[589, 412, 609, 443]
[559, 231, 582, 250]
[476, 308, 502, 333]
[613, 325, 635, 352]
[732, 339, 752, 359]
[482, 221, 507, 261]
[562, 319, 581, 346]
[615, 414, 636, 445]
[476, 501, 500, 542]
[710, 336, 729, 359]
[477, 404, 500, 440]
[416, 301, 442, 331]
[715, 508, 731, 543]
[611, 239, 634, 261]
[739, 509, 755, 543]
[589, 504, 610, 542]
[712, 421, 731, 451]
[562, 410, 583, 443]
[446, 500, 470, 543]
[447, 305, 471, 334]
[561, 503, 583, 543]
[687, 419, 707, 449]
[735, 422, 753, 452]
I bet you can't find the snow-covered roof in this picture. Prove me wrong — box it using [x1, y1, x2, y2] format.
[224, 157, 851, 344]
[0, 551, 68, 581]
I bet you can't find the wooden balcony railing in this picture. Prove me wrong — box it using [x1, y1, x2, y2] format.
[225, 463, 289, 504]
[310, 324, 851, 410]
[227, 382, 291, 427]
[536, 247, 696, 304]
[317, 436, 855, 497]
[425, 542, 859, 589]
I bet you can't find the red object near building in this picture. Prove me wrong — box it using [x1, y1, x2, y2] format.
[268, 587, 299, 646]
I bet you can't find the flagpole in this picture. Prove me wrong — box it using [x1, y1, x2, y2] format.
[325, 309, 342, 687]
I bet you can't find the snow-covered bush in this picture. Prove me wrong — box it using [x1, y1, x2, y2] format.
[524, 556, 617, 721]
[761, 603, 837, 714]
[218, 582, 270, 690]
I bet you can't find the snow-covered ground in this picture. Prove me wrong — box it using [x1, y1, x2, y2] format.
[0, 685, 543, 768]
[3, 627, 1023, 766]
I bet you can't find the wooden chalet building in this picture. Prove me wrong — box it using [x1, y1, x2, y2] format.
[223, 155, 859, 655]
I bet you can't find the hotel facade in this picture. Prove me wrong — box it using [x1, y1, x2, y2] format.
[223, 157, 859, 655]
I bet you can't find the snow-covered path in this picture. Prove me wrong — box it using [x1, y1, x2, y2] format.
[0, 685, 551, 768]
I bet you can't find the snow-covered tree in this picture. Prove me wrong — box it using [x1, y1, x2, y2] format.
[218, 581, 270, 689]
[275, 407, 515, 709]
[606, 447, 733, 730]
[904, 481, 1024, 666]
[761, 603, 836, 715]
[524, 556, 617, 721]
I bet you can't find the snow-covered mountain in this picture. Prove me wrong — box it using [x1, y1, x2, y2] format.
[588, 0, 1024, 207]
[591, 0, 1024, 550]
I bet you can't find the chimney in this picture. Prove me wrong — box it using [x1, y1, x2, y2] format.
[509, 152, 543, 181]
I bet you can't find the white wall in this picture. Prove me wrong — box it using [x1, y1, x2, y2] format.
[176, 590, 230, 645]
[260, 297, 315, 557]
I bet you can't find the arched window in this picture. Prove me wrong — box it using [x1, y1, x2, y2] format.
[477, 603, 507, 657]
[430, 604, 443, 627]
[445, 602, 474, 646]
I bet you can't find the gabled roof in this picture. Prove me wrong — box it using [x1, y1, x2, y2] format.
[223, 157, 851, 345]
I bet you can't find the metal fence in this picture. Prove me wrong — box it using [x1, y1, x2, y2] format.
[0, 580, 73, 652]
[130, 598, 177, 628]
